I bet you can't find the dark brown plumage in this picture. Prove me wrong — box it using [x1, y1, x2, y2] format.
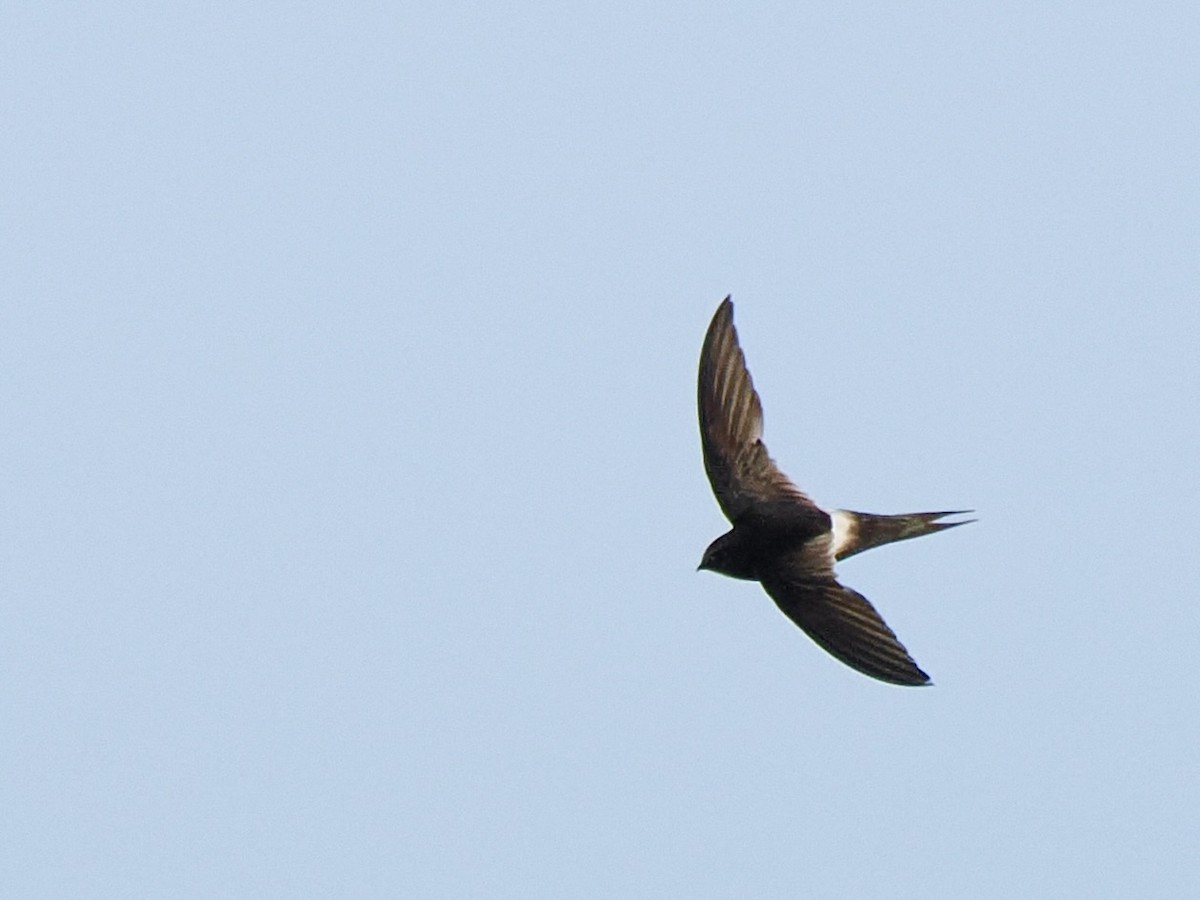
[697, 296, 972, 686]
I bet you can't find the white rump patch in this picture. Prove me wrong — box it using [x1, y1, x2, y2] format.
[830, 509, 858, 559]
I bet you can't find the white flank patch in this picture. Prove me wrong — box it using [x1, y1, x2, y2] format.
[830, 509, 857, 559]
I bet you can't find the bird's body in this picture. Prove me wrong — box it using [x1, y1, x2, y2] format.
[697, 297, 971, 686]
[700, 505, 830, 582]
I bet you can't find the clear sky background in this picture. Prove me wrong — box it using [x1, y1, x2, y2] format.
[4, 3, 1198, 897]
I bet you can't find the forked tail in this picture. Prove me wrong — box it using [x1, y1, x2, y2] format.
[832, 510, 975, 561]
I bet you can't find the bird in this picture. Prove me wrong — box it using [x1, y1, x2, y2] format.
[697, 296, 971, 686]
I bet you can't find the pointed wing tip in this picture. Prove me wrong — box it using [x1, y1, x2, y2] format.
[878, 666, 933, 687]
[830, 656, 931, 687]
[702, 297, 737, 346]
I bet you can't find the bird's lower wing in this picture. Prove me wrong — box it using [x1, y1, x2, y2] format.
[760, 574, 931, 686]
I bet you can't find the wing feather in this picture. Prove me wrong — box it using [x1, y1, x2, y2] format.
[698, 298, 819, 523]
[760, 546, 931, 686]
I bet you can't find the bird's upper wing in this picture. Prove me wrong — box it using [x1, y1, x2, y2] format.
[760, 534, 931, 686]
[698, 297, 820, 523]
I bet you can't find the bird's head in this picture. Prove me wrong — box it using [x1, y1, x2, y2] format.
[697, 544, 719, 572]
[698, 531, 755, 580]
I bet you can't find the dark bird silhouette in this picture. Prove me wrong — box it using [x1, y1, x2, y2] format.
[697, 296, 972, 686]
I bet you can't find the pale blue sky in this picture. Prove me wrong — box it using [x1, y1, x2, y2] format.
[4, 3, 1198, 897]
